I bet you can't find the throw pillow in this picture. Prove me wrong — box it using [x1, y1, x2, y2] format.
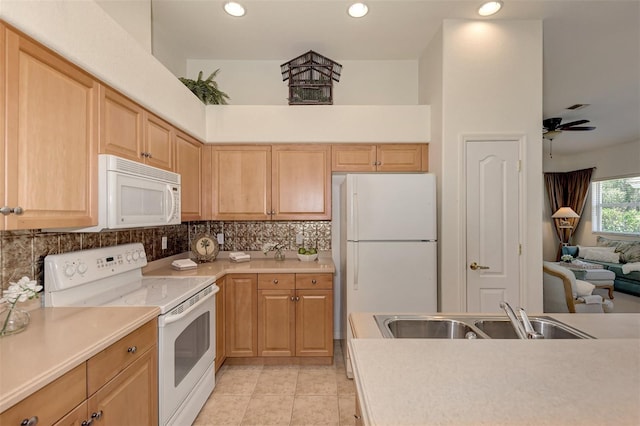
[616, 241, 640, 263]
[596, 236, 620, 249]
[582, 249, 621, 263]
[575, 279, 595, 297]
[577, 245, 615, 259]
[562, 246, 579, 257]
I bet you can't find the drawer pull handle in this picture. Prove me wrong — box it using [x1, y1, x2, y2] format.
[311, 279, 317, 284]
[127, 346, 137, 354]
[20, 416, 38, 426]
[273, 279, 278, 284]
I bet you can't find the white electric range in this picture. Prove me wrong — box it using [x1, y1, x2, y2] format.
[44, 243, 218, 426]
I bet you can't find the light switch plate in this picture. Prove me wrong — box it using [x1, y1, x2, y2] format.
[296, 232, 303, 245]
[161, 236, 167, 250]
[217, 233, 224, 245]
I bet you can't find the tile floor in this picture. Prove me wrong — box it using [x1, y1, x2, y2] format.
[194, 342, 356, 426]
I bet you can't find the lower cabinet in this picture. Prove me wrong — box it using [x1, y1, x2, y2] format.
[215, 277, 226, 372]
[0, 319, 158, 426]
[256, 273, 333, 358]
[225, 274, 258, 357]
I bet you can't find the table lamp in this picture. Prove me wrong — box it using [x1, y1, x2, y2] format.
[552, 207, 580, 245]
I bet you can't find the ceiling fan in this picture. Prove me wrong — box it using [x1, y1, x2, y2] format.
[542, 117, 596, 157]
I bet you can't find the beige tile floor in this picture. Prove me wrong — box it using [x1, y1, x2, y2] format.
[194, 341, 356, 426]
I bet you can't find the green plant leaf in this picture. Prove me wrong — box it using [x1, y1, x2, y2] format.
[179, 68, 230, 105]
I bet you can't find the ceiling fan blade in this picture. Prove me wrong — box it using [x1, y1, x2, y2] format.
[562, 126, 596, 131]
[558, 119, 590, 129]
[543, 117, 562, 131]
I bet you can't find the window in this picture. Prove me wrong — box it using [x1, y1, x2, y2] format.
[591, 176, 640, 235]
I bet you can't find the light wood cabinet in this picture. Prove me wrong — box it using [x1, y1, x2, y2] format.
[208, 144, 331, 220]
[0, 23, 5, 230]
[99, 85, 174, 171]
[225, 274, 258, 357]
[175, 130, 204, 221]
[0, 319, 157, 426]
[257, 273, 333, 358]
[332, 143, 428, 172]
[2, 25, 98, 230]
[215, 277, 226, 372]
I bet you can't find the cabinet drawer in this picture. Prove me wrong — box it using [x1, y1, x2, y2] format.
[258, 274, 295, 290]
[87, 319, 157, 395]
[0, 364, 86, 426]
[295, 273, 333, 290]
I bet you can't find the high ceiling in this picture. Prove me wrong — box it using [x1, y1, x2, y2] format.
[150, 0, 640, 155]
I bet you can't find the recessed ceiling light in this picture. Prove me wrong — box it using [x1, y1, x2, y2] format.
[478, 1, 503, 17]
[224, 2, 246, 17]
[348, 3, 368, 18]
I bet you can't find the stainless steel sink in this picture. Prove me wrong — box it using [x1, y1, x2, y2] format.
[374, 315, 594, 340]
[473, 318, 593, 339]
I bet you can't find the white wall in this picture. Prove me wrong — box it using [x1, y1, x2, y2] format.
[187, 59, 418, 105]
[0, 0, 206, 140]
[438, 20, 543, 312]
[542, 139, 640, 260]
[95, 0, 151, 53]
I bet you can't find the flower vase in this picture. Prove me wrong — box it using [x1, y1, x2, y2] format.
[274, 249, 286, 261]
[0, 303, 30, 336]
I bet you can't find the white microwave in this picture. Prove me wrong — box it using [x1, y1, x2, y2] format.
[61, 154, 181, 232]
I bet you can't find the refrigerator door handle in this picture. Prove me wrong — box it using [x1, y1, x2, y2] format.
[353, 241, 359, 290]
[352, 192, 358, 241]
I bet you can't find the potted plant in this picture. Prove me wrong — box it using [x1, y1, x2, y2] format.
[179, 69, 230, 105]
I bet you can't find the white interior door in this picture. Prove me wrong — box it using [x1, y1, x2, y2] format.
[466, 140, 520, 312]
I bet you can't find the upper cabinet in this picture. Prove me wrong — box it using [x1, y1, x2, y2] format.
[99, 85, 174, 171]
[207, 144, 331, 221]
[332, 143, 428, 172]
[2, 25, 98, 230]
[175, 130, 203, 221]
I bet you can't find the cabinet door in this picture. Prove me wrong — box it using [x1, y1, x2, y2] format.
[143, 112, 174, 171]
[225, 274, 258, 357]
[4, 27, 98, 230]
[0, 23, 5, 230]
[272, 144, 331, 220]
[175, 130, 203, 220]
[295, 289, 333, 357]
[99, 85, 144, 162]
[376, 144, 425, 172]
[53, 401, 88, 426]
[215, 277, 226, 372]
[257, 289, 296, 357]
[331, 144, 377, 172]
[211, 146, 271, 220]
[87, 347, 158, 426]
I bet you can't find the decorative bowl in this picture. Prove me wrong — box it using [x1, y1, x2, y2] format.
[297, 253, 318, 262]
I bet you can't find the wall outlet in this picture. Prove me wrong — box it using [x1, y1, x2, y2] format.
[161, 236, 167, 250]
[217, 233, 224, 245]
[296, 232, 303, 245]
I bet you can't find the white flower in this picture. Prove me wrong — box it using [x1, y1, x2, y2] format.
[1, 277, 42, 304]
[261, 242, 283, 255]
[560, 254, 574, 262]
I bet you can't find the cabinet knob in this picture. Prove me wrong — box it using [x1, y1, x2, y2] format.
[273, 279, 278, 284]
[295, 296, 300, 301]
[20, 416, 38, 426]
[311, 279, 317, 284]
[290, 296, 295, 301]
[127, 346, 137, 354]
[90, 411, 103, 422]
[0, 206, 24, 215]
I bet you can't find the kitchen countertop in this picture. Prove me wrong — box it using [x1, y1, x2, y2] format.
[0, 306, 159, 413]
[349, 312, 640, 425]
[143, 251, 336, 278]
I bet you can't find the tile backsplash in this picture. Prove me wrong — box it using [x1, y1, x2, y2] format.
[0, 220, 331, 292]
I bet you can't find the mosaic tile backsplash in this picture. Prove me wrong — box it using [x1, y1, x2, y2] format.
[0, 220, 331, 292]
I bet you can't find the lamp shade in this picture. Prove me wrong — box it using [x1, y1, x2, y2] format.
[552, 207, 580, 219]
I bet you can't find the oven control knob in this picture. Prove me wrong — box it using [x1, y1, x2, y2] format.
[139, 251, 146, 259]
[132, 251, 140, 261]
[126, 252, 132, 262]
[64, 263, 76, 277]
[77, 262, 88, 274]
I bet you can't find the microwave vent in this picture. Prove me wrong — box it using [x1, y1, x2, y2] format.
[109, 155, 180, 184]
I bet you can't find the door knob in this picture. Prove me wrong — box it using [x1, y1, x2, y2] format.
[470, 262, 490, 270]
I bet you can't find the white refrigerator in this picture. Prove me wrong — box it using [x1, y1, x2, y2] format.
[340, 173, 437, 377]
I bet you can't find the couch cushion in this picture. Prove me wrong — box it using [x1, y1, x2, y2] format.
[575, 279, 595, 297]
[604, 263, 640, 282]
[616, 241, 640, 263]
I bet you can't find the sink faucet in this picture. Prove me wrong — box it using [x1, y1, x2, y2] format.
[499, 301, 544, 339]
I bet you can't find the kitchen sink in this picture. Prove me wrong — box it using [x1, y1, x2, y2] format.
[374, 315, 594, 340]
[473, 318, 593, 339]
[383, 318, 482, 339]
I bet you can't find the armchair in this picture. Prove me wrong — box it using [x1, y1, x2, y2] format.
[543, 261, 614, 313]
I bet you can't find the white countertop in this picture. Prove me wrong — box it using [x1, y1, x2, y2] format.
[0, 306, 159, 412]
[349, 312, 640, 425]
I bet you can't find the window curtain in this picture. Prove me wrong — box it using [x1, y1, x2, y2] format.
[544, 168, 595, 260]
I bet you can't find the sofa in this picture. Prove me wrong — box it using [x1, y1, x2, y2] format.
[562, 236, 640, 296]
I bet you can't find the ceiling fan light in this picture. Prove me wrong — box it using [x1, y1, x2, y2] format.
[348, 3, 369, 18]
[224, 2, 246, 17]
[543, 130, 561, 140]
[478, 1, 503, 17]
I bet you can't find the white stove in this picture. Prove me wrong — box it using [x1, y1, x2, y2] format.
[44, 243, 218, 426]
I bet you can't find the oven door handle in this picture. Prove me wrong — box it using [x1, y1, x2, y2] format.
[161, 288, 216, 326]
